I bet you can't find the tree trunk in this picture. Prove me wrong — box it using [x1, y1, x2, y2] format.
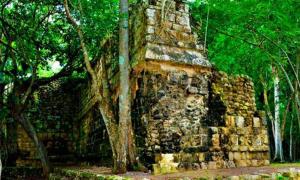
[97, 102, 126, 174]
[118, 0, 134, 173]
[289, 118, 293, 161]
[13, 113, 51, 177]
[0, 156, 2, 180]
[296, 50, 300, 130]
[273, 68, 284, 162]
[281, 95, 292, 141]
[262, 82, 275, 139]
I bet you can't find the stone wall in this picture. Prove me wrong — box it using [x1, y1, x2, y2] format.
[76, 106, 112, 165]
[16, 77, 113, 167]
[75, 75, 113, 164]
[131, 65, 269, 173]
[128, 0, 270, 173]
[16, 78, 80, 167]
[132, 67, 211, 153]
[210, 71, 257, 126]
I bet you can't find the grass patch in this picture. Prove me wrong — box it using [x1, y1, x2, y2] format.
[271, 162, 300, 168]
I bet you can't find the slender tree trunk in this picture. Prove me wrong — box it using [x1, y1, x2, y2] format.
[0, 43, 4, 175]
[295, 51, 300, 130]
[118, 0, 134, 173]
[262, 82, 275, 139]
[13, 113, 51, 177]
[289, 118, 293, 161]
[0, 156, 2, 180]
[273, 67, 284, 162]
[281, 95, 292, 140]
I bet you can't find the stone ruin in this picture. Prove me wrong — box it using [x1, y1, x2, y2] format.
[128, 0, 270, 173]
[12, 0, 270, 174]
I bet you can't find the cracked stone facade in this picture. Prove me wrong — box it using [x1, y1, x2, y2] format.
[129, 0, 270, 173]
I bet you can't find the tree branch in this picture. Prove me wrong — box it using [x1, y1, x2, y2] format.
[260, 75, 275, 139]
[21, 44, 40, 105]
[214, 28, 260, 47]
[0, 38, 17, 53]
[63, 0, 98, 87]
[217, 27, 300, 106]
[249, 27, 300, 90]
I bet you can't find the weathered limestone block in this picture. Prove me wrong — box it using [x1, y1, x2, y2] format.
[235, 116, 245, 127]
[233, 152, 241, 160]
[228, 152, 234, 161]
[146, 25, 155, 34]
[153, 162, 179, 175]
[200, 162, 208, 169]
[176, 14, 190, 26]
[235, 160, 248, 167]
[225, 115, 235, 127]
[209, 127, 219, 134]
[145, 43, 210, 66]
[155, 154, 174, 163]
[197, 153, 205, 162]
[253, 117, 261, 128]
[208, 161, 217, 169]
[239, 146, 248, 152]
[180, 153, 194, 163]
[229, 135, 239, 147]
[236, 127, 252, 135]
[211, 134, 220, 148]
[146, 8, 156, 17]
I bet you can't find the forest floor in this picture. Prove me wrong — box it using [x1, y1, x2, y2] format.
[60, 163, 300, 180]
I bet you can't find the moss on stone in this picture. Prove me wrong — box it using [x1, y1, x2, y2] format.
[50, 168, 130, 180]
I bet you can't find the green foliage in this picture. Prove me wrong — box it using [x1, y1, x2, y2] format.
[191, 0, 299, 77]
[0, 0, 123, 86]
[0, 0, 125, 110]
[190, 0, 300, 159]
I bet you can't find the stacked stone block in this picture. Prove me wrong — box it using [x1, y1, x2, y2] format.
[211, 71, 257, 126]
[16, 79, 78, 167]
[16, 126, 41, 167]
[129, 0, 270, 174]
[132, 70, 211, 155]
[129, 0, 210, 69]
[146, 70, 270, 174]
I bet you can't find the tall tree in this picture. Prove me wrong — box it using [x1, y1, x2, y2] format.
[118, 0, 140, 172]
[273, 66, 284, 161]
[118, 0, 130, 172]
[64, 0, 142, 173]
[0, 156, 2, 180]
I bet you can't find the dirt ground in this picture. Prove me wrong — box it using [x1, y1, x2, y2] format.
[66, 163, 300, 180]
